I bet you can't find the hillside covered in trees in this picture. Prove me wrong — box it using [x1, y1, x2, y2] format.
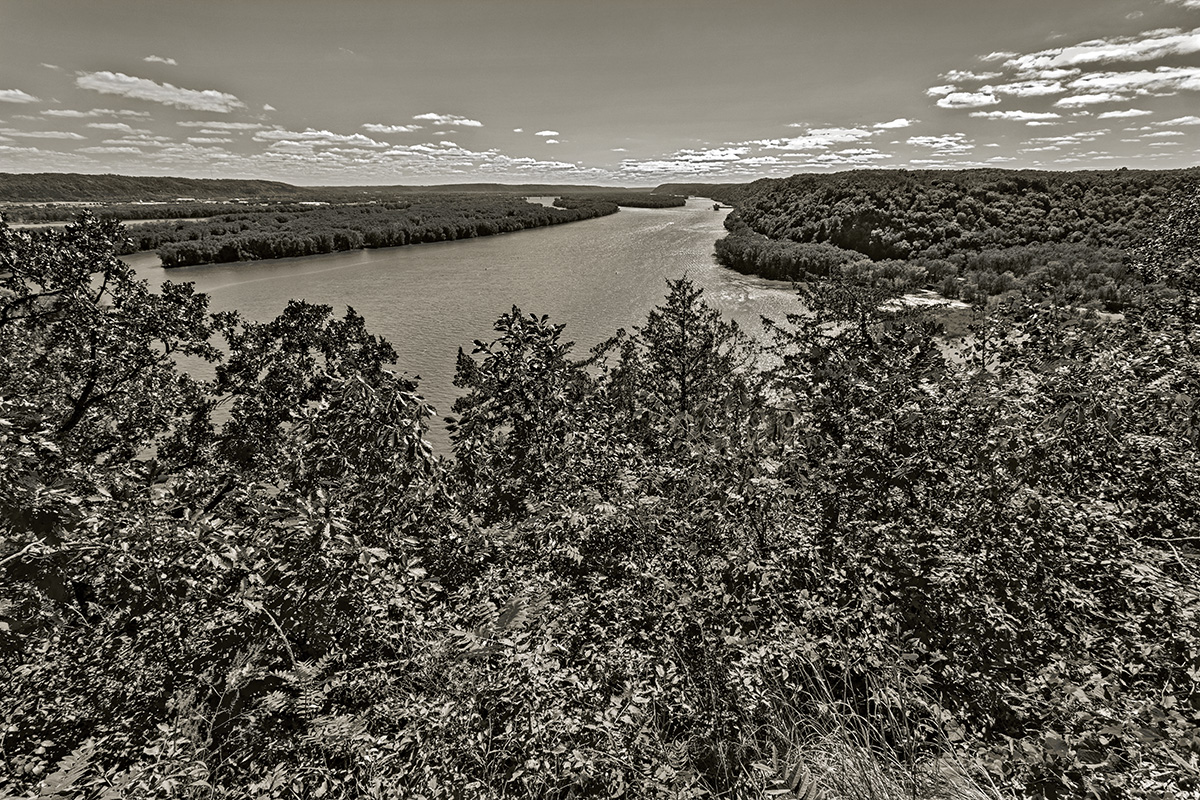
[2, 191, 1199, 798]
[0, 172, 649, 204]
[711, 168, 1200, 310]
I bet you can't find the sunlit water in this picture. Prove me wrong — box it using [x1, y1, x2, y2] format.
[123, 197, 802, 448]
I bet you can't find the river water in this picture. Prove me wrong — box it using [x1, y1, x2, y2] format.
[122, 197, 802, 447]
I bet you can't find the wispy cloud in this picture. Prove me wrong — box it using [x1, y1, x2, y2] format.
[0, 89, 40, 104]
[143, 54, 178, 66]
[1096, 108, 1153, 118]
[907, 133, 974, 153]
[86, 122, 151, 133]
[76, 71, 246, 113]
[362, 123, 423, 133]
[936, 91, 1000, 109]
[0, 127, 86, 140]
[44, 108, 151, 118]
[254, 127, 389, 148]
[970, 110, 1062, 122]
[412, 112, 483, 127]
[177, 121, 266, 130]
[1001, 27, 1200, 73]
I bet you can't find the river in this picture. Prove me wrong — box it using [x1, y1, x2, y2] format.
[122, 197, 802, 448]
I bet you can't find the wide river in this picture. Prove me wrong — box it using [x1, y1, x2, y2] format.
[122, 197, 802, 449]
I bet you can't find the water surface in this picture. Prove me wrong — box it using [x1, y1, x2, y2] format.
[124, 197, 801, 446]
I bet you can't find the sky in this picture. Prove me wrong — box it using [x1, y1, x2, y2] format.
[1, 0, 1199, 186]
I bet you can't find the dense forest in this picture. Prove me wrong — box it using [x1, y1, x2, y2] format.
[555, 193, 687, 209]
[0, 172, 648, 204]
[116, 197, 621, 267]
[0, 202, 284, 224]
[2, 192, 1198, 798]
[711, 168, 1200, 310]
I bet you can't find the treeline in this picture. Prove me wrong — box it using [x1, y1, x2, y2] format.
[1, 202, 298, 224]
[554, 193, 686, 209]
[129, 196, 618, 267]
[653, 181, 752, 205]
[3, 211, 1199, 798]
[714, 167, 1200, 310]
[0, 172, 649, 203]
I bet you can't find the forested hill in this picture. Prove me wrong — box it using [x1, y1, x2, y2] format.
[712, 167, 1200, 309]
[653, 182, 751, 204]
[0, 172, 645, 203]
[0, 173, 304, 202]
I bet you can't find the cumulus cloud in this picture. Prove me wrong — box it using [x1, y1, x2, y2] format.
[1096, 108, 1154, 118]
[512, 128, 523, 133]
[534, 130, 559, 136]
[77, 71, 246, 113]
[143, 55, 177, 65]
[987, 79, 1068, 97]
[936, 91, 1000, 109]
[941, 69, 1003, 82]
[0, 89, 40, 104]
[412, 112, 483, 127]
[874, 118, 916, 129]
[1166, 0, 1200, 8]
[263, 104, 275, 111]
[187, 136, 234, 144]
[1064, 65, 1200, 96]
[925, 85, 956, 96]
[1143, 130, 1187, 136]
[362, 123, 422, 133]
[1155, 114, 1200, 124]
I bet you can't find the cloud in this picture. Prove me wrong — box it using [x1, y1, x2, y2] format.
[1063, 65, 1200, 96]
[1155, 114, 1200, 124]
[534, 130, 559, 136]
[0, 89, 40, 104]
[544, 139, 560, 144]
[758, 126, 876, 151]
[1143, 130, 1187, 136]
[611, 147, 627, 152]
[177, 120, 266, 130]
[1054, 92, 1129, 107]
[1001, 27, 1200, 73]
[186, 136, 234, 144]
[987, 79, 1068, 97]
[0, 128, 86, 140]
[43, 108, 150, 118]
[362, 123, 423, 133]
[412, 112, 483, 127]
[925, 85, 956, 96]
[77, 145, 143, 154]
[936, 91, 1000, 109]
[970, 110, 1062, 121]
[1165, 1, 1200, 10]
[41, 63, 60, 71]
[941, 69, 1003, 82]
[143, 55, 178, 66]
[76, 71, 246, 113]
[874, 118, 915, 129]
[254, 127, 389, 148]
[263, 104, 275, 111]
[86, 122, 151, 133]
[512, 128, 523, 133]
[1096, 108, 1154, 118]
[907, 133, 974, 153]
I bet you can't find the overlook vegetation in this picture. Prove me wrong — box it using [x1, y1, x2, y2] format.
[2, 191, 1199, 799]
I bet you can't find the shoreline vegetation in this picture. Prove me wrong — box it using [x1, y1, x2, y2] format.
[3, 171, 1200, 797]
